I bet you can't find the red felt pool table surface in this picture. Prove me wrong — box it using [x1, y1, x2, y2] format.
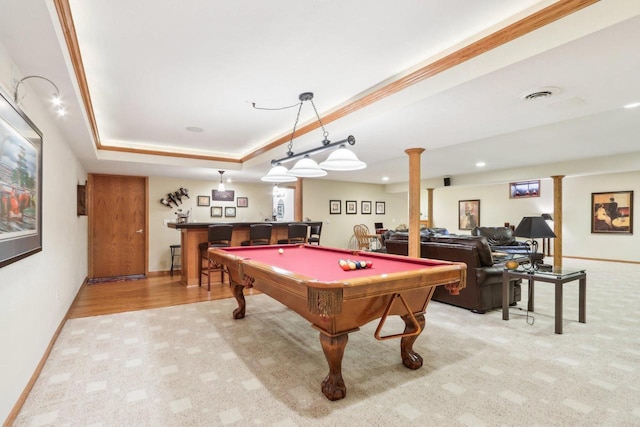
[218, 244, 453, 283]
[208, 244, 466, 401]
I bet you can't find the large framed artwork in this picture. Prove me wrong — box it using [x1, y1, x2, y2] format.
[592, 191, 633, 234]
[0, 89, 43, 268]
[458, 199, 480, 230]
[212, 189, 234, 201]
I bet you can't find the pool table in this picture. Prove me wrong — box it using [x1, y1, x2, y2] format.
[208, 244, 466, 400]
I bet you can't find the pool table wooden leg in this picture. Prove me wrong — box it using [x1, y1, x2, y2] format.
[401, 313, 425, 370]
[231, 283, 246, 319]
[319, 332, 348, 401]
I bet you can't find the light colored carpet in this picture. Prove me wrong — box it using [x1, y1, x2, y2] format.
[14, 259, 640, 426]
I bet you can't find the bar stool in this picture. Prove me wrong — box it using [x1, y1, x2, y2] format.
[277, 223, 308, 244]
[170, 244, 181, 276]
[240, 223, 272, 246]
[308, 223, 322, 245]
[199, 225, 233, 291]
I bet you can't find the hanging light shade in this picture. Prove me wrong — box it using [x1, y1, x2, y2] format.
[319, 145, 367, 171]
[288, 156, 327, 177]
[255, 92, 363, 180]
[260, 165, 297, 182]
[217, 170, 226, 191]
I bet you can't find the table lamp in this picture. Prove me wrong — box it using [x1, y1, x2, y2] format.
[514, 216, 557, 271]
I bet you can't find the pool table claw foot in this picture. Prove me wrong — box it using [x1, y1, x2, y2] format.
[319, 332, 349, 401]
[322, 374, 346, 401]
[231, 283, 246, 319]
[402, 351, 423, 370]
[400, 312, 425, 370]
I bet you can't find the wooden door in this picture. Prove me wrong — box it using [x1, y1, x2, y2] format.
[89, 174, 147, 279]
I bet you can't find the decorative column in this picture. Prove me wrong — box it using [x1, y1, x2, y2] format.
[295, 179, 303, 221]
[405, 148, 425, 258]
[426, 188, 434, 228]
[551, 175, 564, 267]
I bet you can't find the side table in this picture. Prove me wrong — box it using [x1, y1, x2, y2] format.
[502, 267, 586, 334]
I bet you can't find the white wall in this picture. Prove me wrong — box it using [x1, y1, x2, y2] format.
[149, 176, 274, 272]
[302, 179, 408, 248]
[149, 177, 408, 271]
[430, 172, 639, 262]
[0, 44, 88, 421]
[563, 172, 638, 261]
[431, 179, 555, 234]
[152, 170, 640, 261]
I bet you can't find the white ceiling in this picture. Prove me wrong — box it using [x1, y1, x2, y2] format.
[1, 0, 639, 186]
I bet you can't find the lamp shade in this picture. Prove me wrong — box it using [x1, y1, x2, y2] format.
[514, 216, 557, 238]
[260, 165, 297, 183]
[288, 156, 327, 177]
[541, 213, 553, 221]
[319, 146, 367, 171]
[217, 170, 225, 191]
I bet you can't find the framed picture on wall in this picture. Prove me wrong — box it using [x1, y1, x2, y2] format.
[361, 201, 372, 214]
[236, 197, 248, 207]
[212, 189, 235, 201]
[225, 207, 237, 218]
[0, 90, 43, 268]
[329, 200, 341, 214]
[375, 201, 385, 215]
[458, 199, 480, 230]
[345, 200, 357, 214]
[509, 180, 540, 198]
[197, 195, 210, 206]
[211, 206, 223, 217]
[591, 190, 633, 234]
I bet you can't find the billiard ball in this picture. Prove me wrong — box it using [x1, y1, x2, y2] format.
[359, 261, 367, 269]
[348, 261, 357, 270]
[366, 261, 373, 268]
[278, 248, 284, 254]
[504, 260, 518, 270]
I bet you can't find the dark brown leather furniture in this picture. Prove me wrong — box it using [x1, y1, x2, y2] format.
[386, 236, 521, 313]
[471, 226, 544, 263]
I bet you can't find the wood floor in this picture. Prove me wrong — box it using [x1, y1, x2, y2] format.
[67, 272, 257, 319]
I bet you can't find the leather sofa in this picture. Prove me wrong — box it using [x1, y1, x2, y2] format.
[385, 235, 521, 313]
[381, 227, 449, 247]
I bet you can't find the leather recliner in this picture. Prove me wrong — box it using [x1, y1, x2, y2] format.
[471, 226, 544, 262]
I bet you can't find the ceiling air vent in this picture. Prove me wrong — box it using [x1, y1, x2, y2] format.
[520, 86, 561, 101]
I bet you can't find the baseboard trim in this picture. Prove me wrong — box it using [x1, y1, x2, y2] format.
[147, 270, 181, 278]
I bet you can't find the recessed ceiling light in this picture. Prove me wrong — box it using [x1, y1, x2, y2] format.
[186, 126, 204, 132]
[623, 102, 640, 109]
[382, 176, 389, 181]
[476, 161, 486, 167]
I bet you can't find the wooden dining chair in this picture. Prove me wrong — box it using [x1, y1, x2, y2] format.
[353, 224, 378, 251]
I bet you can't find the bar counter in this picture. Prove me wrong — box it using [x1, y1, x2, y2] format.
[168, 221, 322, 286]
